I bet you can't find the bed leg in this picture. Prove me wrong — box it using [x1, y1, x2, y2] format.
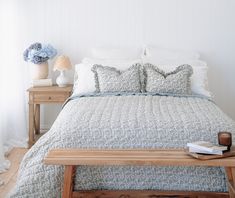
[62, 165, 76, 198]
[225, 167, 235, 198]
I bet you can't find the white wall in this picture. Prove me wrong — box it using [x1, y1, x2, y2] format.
[11, 0, 235, 128]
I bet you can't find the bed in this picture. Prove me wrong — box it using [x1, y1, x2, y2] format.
[9, 47, 235, 197]
[9, 93, 235, 197]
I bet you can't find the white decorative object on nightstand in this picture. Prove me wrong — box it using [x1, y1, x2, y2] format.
[54, 55, 72, 87]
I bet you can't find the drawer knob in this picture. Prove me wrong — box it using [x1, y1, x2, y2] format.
[48, 96, 52, 100]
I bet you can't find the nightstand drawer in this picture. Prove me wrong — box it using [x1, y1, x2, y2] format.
[33, 93, 68, 103]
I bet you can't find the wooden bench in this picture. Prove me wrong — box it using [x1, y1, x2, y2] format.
[44, 149, 235, 198]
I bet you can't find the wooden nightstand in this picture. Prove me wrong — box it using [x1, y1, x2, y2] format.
[27, 85, 72, 148]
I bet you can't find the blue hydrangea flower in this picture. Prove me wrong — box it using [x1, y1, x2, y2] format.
[23, 42, 57, 64]
[41, 44, 57, 58]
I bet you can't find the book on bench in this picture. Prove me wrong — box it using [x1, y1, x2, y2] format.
[187, 141, 227, 155]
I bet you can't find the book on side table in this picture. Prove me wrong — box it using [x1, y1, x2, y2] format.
[32, 79, 52, 87]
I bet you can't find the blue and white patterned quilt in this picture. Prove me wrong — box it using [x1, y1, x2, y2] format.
[9, 94, 235, 197]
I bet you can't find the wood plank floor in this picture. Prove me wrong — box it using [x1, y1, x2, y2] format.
[0, 148, 28, 198]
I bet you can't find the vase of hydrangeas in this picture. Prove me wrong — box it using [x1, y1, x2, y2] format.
[23, 42, 57, 80]
[31, 61, 49, 79]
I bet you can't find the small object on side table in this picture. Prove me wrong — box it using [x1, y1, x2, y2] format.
[218, 132, 232, 151]
[23, 42, 57, 80]
[54, 55, 72, 87]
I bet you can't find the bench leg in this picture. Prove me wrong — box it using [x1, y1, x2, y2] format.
[225, 167, 235, 198]
[63, 165, 76, 198]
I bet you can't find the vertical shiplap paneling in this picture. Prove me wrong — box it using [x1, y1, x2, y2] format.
[16, 0, 235, 126]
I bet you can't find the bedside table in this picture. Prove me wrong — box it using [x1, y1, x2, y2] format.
[27, 85, 72, 148]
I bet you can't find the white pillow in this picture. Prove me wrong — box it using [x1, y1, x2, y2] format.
[91, 47, 143, 59]
[143, 57, 211, 97]
[73, 58, 142, 95]
[82, 57, 143, 69]
[73, 63, 96, 95]
[145, 46, 200, 60]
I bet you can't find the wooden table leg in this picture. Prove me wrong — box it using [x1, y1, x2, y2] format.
[63, 165, 76, 198]
[34, 104, 40, 135]
[225, 167, 235, 198]
[28, 103, 34, 148]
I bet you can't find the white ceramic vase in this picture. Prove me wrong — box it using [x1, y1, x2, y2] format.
[31, 61, 49, 80]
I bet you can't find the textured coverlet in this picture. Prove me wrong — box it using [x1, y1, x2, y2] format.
[10, 95, 235, 198]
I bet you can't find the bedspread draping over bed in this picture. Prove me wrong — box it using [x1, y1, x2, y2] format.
[10, 94, 235, 197]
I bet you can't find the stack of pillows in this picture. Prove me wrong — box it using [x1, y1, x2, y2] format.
[73, 46, 211, 97]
